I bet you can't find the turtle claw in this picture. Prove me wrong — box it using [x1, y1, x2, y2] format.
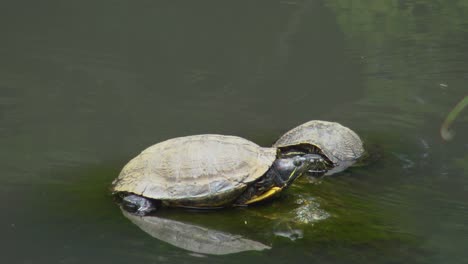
[307, 169, 328, 173]
[307, 169, 328, 177]
[121, 194, 157, 216]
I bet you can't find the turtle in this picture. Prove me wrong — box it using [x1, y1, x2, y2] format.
[273, 120, 365, 176]
[111, 134, 324, 215]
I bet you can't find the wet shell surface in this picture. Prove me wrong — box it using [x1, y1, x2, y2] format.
[273, 120, 364, 173]
[112, 134, 277, 207]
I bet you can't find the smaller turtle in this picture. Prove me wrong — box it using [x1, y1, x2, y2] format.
[111, 135, 324, 215]
[273, 120, 364, 176]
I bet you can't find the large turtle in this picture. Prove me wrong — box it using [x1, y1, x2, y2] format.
[111, 134, 323, 215]
[273, 120, 364, 176]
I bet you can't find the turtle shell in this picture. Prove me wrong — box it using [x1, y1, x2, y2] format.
[112, 135, 277, 207]
[273, 120, 364, 174]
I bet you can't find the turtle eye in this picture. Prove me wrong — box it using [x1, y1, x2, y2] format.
[293, 159, 303, 167]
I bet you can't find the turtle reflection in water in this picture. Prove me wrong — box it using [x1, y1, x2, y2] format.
[111, 134, 328, 215]
[274, 120, 365, 176]
[121, 195, 330, 254]
[121, 210, 270, 255]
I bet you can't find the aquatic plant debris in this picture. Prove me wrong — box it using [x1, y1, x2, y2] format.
[441, 95, 468, 141]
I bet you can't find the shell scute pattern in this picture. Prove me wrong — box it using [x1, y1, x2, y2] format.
[112, 134, 276, 206]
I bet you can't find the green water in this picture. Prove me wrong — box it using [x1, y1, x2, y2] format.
[1, 1, 467, 263]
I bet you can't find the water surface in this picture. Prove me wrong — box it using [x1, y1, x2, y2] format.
[1, 1, 467, 263]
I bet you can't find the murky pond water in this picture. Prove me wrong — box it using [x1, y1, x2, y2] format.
[1, 1, 467, 263]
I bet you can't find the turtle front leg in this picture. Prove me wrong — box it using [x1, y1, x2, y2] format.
[120, 194, 157, 215]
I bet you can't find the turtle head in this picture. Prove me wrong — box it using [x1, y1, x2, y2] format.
[237, 154, 331, 205]
[275, 154, 330, 185]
